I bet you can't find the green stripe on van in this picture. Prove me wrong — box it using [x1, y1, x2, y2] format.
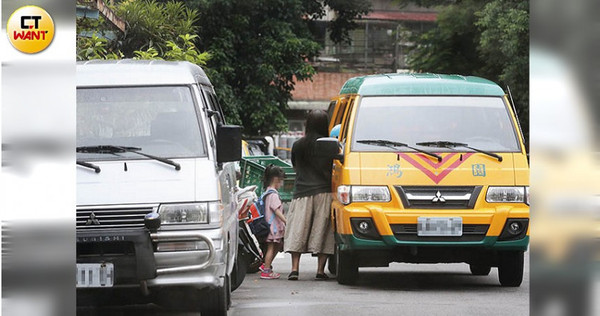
[339, 73, 505, 96]
[336, 233, 529, 251]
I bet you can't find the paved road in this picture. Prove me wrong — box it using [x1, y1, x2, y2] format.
[77, 252, 529, 315]
[230, 252, 529, 316]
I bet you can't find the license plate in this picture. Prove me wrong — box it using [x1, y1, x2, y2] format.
[76, 263, 114, 288]
[417, 217, 463, 236]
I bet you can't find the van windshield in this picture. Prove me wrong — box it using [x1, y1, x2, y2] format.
[77, 86, 206, 160]
[351, 96, 521, 152]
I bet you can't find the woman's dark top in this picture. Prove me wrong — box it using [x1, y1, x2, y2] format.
[291, 136, 332, 199]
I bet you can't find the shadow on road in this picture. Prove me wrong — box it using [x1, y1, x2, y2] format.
[77, 304, 178, 316]
[352, 268, 508, 292]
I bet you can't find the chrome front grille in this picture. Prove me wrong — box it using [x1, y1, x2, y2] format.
[396, 186, 482, 209]
[76, 205, 156, 230]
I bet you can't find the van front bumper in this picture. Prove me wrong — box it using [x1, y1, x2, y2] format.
[76, 228, 226, 292]
[333, 202, 529, 252]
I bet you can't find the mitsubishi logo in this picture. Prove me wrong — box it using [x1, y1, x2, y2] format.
[432, 191, 446, 203]
[85, 212, 101, 225]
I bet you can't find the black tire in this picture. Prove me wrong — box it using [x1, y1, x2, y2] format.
[247, 262, 261, 274]
[201, 279, 229, 316]
[469, 264, 491, 276]
[328, 252, 337, 275]
[156, 287, 200, 312]
[226, 275, 232, 309]
[336, 245, 358, 285]
[498, 251, 524, 287]
[231, 253, 249, 291]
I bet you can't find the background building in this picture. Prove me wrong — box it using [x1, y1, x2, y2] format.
[286, 0, 437, 133]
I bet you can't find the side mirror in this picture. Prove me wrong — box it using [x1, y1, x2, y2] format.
[217, 125, 242, 163]
[315, 137, 344, 163]
[330, 124, 341, 138]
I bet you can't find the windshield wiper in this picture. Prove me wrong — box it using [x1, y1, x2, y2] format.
[357, 139, 442, 162]
[77, 160, 101, 173]
[415, 141, 503, 162]
[76, 145, 181, 170]
[76, 145, 142, 154]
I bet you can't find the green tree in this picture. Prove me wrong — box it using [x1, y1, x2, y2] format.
[405, 0, 487, 76]
[77, 34, 123, 60]
[133, 34, 211, 65]
[77, 32, 210, 66]
[403, 0, 529, 143]
[115, 0, 200, 56]
[76, 15, 124, 60]
[476, 0, 529, 131]
[76, 0, 205, 61]
[193, 0, 370, 135]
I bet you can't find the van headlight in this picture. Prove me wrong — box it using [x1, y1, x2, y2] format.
[158, 202, 221, 224]
[337, 185, 391, 205]
[486, 187, 528, 203]
[337, 185, 351, 204]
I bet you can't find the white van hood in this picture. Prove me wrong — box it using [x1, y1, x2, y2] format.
[77, 158, 218, 206]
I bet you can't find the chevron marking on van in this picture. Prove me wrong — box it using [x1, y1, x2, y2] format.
[398, 153, 474, 184]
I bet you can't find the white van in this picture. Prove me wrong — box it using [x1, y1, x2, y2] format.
[76, 60, 241, 315]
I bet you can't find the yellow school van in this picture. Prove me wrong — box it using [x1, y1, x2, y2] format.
[317, 73, 529, 287]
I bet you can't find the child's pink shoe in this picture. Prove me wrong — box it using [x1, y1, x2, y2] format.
[259, 263, 273, 273]
[260, 270, 281, 279]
